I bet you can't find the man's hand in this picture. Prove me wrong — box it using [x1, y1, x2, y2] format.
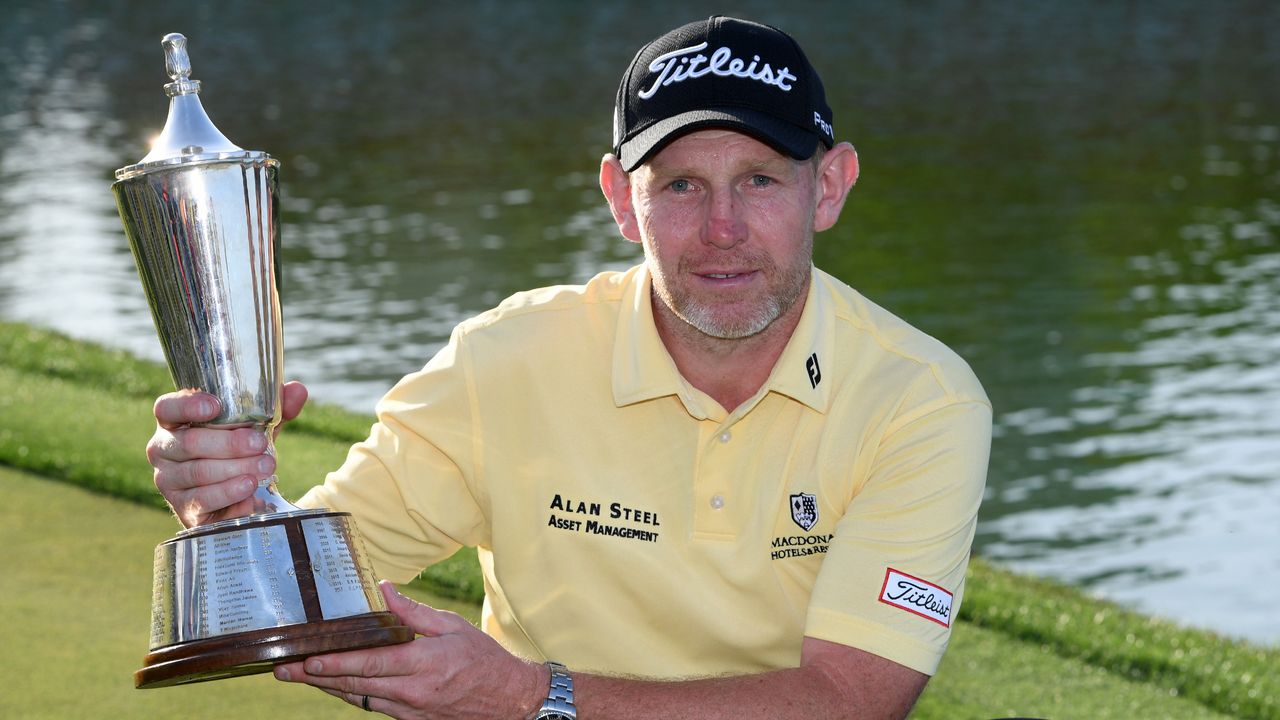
[277, 581, 927, 720]
[273, 582, 546, 720]
[147, 381, 308, 528]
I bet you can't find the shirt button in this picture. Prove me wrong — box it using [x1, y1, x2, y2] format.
[710, 494, 725, 510]
[718, 431, 732, 443]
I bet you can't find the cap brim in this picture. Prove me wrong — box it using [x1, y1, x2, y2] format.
[618, 108, 822, 172]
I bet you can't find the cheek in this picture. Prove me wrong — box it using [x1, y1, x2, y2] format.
[648, 197, 699, 227]
[746, 196, 810, 246]
[636, 198, 700, 247]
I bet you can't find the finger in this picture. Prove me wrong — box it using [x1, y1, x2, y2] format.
[164, 475, 258, 526]
[162, 470, 258, 506]
[317, 685, 365, 704]
[282, 381, 309, 422]
[155, 449, 274, 490]
[152, 449, 263, 524]
[333, 689, 371, 713]
[315, 687, 359, 708]
[194, 495, 259, 527]
[281, 587, 471, 681]
[380, 580, 470, 637]
[276, 661, 404, 701]
[296, 630, 464, 682]
[274, 660, 307, 682]
[317, 687, 397, 716]
[150, 425, 271, 464]
[153, 390, 221, 430]
[297, 644, 404, 680]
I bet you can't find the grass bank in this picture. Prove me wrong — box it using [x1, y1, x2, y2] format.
[0, 464, 477, 720]
[1, 321, 1275, 718]
[0, 320, 483, 604]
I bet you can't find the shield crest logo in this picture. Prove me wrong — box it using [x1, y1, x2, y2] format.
[790, 492, 818, 532]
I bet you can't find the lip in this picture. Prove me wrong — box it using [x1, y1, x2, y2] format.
[691, 267, 757, 286]
[693, 270, 758, 286]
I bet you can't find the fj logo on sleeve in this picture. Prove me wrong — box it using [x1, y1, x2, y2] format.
[805, 352, 821, 388]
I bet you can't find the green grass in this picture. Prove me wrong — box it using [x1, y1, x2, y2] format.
[918, 622, 1234, 719]
[0, 319, 374, 444]
[0, 321, 481, 602]
[960, 560, 1278, 719]
[0, 464, 1234, 720]
[2, 320, 1277, 719]
[0, 464, 476, 720]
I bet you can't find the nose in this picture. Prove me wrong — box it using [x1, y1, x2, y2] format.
[702, 187, 745, 250]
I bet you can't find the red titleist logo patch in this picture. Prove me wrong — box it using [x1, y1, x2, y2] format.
[878, 568, 953, 627]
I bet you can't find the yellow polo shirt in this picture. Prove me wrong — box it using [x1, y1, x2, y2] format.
[299, 264, 990, 677]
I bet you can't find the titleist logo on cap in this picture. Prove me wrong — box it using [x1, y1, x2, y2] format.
[637, 42, 799, 100]
[613, 16, 834, 171]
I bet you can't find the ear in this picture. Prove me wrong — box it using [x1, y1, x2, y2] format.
[812, 142, 860, 233]
[600, 153, 642, 243]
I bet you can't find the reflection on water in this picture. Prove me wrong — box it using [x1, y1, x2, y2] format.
[985, 189, 1280, 639]
[278, 179, 637, 401]
[1, 1, 1277, 645]
[0, 14, 159, 360]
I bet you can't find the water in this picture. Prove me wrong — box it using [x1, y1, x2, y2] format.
[1, 1, 1277, 645]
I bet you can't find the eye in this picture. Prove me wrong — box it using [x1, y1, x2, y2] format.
[749, 174, 774, 188]
[669, 178, 693, 193]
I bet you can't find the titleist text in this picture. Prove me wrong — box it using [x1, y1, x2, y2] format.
[878, 569, 953, 627]
[885, 581, 951, 621]
[638, 42, 798, 99]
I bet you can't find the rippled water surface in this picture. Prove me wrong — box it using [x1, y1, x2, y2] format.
[1, 1, 1277, 644]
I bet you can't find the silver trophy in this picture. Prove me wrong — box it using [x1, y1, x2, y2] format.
[113, 33, 411, 689]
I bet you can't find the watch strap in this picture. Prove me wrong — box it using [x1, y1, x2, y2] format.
[534, 660, 576, 719]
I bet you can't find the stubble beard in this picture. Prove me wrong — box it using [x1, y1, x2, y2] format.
[650, 240, 813, 341]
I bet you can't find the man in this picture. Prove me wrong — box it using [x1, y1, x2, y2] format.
[148, 16, 990, 719]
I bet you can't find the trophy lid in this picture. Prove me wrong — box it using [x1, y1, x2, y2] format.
[115, 33, 271, 181]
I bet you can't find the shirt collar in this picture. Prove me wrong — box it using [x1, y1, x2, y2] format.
[761, 268, 834, 414]
[612, 265, 687, 407]
[611, 265, 834, 415]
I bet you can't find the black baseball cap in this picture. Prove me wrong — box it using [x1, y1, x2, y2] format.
[613, 15, 835, 172]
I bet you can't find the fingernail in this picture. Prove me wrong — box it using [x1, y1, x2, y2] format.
[274, 666, 290, 681]
[258, 456, 274, 474]
[241, 478, 258, 495]
[306, 659, 322, 674]
[249, 433, 267, 451]
[198, 400, 217, 417]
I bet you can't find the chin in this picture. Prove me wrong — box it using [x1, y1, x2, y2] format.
[681, 303, 779, 340]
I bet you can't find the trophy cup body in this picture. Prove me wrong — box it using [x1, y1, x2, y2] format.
[113, 34, 412, 689]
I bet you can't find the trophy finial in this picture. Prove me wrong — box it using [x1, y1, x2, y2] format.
[162, 33, 201, 97]
[117, 31, 247, 173]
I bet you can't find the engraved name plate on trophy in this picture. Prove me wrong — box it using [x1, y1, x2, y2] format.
[112, 33, 412, 689]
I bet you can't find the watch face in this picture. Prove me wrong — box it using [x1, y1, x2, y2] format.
[536, 714, 572, 720]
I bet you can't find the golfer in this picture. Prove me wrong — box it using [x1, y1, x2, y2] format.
[148, 15, 991, 719]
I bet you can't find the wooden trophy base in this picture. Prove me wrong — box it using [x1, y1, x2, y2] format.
[135, 611, 414, 688]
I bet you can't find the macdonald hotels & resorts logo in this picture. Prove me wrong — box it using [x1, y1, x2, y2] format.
[771, 492, 831, 561]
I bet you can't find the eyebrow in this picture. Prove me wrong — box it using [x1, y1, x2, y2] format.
[646, 156, 794, 179]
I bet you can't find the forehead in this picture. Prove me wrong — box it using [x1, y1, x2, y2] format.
[641, 128, 793, 172]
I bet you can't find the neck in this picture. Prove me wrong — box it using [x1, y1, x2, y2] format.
[651, 289, 807, 413]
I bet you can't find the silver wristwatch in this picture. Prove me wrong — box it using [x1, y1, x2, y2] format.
[534, 660, 576, 720]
